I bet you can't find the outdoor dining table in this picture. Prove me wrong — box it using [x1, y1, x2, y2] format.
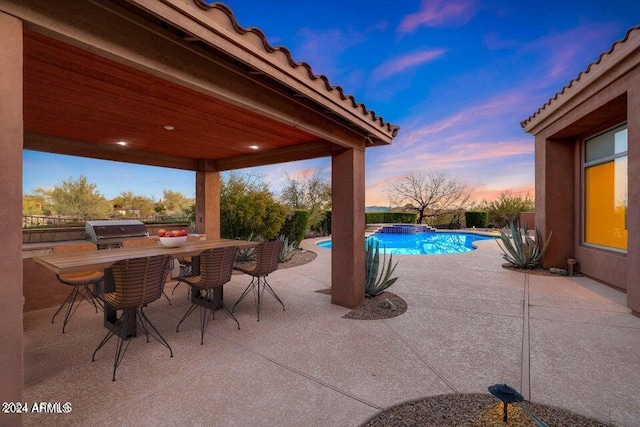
[33, 238, 258, 338]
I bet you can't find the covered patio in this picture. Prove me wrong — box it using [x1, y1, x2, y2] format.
[1, 0, 397, 421]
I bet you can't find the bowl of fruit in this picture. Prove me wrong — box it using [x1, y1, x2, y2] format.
[158, 229, 189, 247]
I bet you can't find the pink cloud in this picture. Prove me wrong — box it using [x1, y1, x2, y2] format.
[371, 49, 447, 82]
[472, 185, 535, 203]
[398, 0, 476, 33]
[522, 23, 621, 84]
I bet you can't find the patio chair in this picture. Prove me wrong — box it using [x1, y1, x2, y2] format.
[175, 246, 239, 344]
[232, 240, 284, 321]
[171, 235, 202, 296]
[51, 242, 104, 333]
[92, 254, 174, 381]
[121, 237, 171, 305]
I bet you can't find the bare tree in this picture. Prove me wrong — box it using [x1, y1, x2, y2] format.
[385, 171, 473, 224]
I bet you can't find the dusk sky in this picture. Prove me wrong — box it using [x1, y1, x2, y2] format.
[23, 1, 640, 206]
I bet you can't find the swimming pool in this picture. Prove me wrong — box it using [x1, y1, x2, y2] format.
[316, 232, 496, 255]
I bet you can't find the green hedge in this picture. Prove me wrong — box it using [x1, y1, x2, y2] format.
[314, 210, 332, 235]
[465, 211, 488, 228]
[278, 210, 310, 244]
[365, 211, 417, 224]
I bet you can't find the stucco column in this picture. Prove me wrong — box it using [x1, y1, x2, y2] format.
[538, 136, 575, 268]
[195, 165, 221, 240]
[626, 88, 640, 315]
[331, 148, 365, 308]
[0, 12, 24, 427]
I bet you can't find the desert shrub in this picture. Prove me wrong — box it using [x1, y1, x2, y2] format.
[465, 211, 488, 228]
[279, 210, 310, 245]
[365, 211, 417, 224]
[220, 172, 287, 240]
[484, 192, 534, 228]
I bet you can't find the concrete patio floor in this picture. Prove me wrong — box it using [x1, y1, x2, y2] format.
[21, 237, 640, 426]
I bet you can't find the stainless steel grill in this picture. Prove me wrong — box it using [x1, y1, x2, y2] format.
[85, 220, 149, 249]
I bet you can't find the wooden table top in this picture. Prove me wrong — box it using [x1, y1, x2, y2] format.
[33, 239, 258, 275]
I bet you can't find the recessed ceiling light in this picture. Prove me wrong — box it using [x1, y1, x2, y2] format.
[116, 141, 127, 146]
[164, 125, 175, 131]
[249, 145, 259, 150]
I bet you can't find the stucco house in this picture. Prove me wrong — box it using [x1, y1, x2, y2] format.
[521, 25, 640, 316]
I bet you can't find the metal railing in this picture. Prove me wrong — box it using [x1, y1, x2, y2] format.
[23, 215, 191, 229]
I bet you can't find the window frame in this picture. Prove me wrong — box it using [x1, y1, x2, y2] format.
[581, 122, 628, 253]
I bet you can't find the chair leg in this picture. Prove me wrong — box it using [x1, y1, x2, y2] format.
[212, 289, 240, 331]
[171, 281, 182, 295]
[178, 287, 240, 344]
[52, 286, 84, 333]
[92, 309, 134, 381]
[51, 287, 77, 327]
[138, 308, 173, 357]
[262, 277, 285, 312]
[83, 283, 104, 312]
[176, 302, 199, 333]
[162, 291, 172, 305]
[92, 308, 171, 381]
[233, 276, 284, 322]
[232, 277, 257, 313]
[198, 303, 212, 345]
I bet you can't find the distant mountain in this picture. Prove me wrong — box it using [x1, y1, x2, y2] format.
[365, 206, 391, 212]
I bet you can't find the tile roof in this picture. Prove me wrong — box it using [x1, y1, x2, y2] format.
[520, 25, 640, 131]
[194, 1, 399, 140]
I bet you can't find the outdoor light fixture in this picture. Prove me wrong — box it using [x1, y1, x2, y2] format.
[488, 383, 523, 423]
[163, 125, 175, 131]
[249, 145, 259, 150]
[116, 141, 127, 146]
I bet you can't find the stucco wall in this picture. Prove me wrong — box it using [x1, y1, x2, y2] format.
[0, 12, 24, 426]
[532, 63, 638, 312]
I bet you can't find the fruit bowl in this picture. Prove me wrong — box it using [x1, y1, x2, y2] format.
[159, 236, 188, 248]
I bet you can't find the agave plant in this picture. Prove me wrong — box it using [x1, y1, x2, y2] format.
[365, 239, 399, 297]
[277, 234, 298, 263]
[236, 232, 260, 262]
[497, 222, 552, 269]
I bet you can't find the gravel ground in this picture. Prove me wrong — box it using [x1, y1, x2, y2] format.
[362, 393, 606, 426]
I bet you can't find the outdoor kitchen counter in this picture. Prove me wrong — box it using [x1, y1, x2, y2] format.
[33, 238, 258, 275]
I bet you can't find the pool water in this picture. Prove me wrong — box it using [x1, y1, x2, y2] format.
[316, 232, 496, 255]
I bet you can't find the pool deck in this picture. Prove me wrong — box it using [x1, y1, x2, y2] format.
[20, 237, 640, 426]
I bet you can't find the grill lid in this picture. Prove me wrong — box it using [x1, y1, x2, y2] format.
[85, 220, 149, 242]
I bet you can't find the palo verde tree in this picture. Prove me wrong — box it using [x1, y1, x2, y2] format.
[482, 191, 534, 228]
[47, 175, 112, 219]
[279, 169, 331, 232]
[111, 191, 156, 217]
[156, 189, 195, 217]
[220, 171, 288, 240]
[385, 170, 473, 224]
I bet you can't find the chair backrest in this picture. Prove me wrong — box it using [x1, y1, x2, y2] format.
[53, 242, 98, 255]
[105, 255, 173, 309]
[253, 240, 283, 276]
[121, 238, 158, 249]
[192, 246, 238, 288]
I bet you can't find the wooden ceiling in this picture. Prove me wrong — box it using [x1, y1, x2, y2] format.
[23, 30, 327, 170]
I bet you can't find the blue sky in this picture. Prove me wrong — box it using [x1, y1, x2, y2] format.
[23, 1, 640, 205]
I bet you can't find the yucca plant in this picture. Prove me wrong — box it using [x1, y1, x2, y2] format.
[365, 239, 399, 297]
[277, 234, 298, 263]
[497, 222, 552, 269]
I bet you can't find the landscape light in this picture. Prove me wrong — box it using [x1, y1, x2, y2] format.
[488, 383, 524, 423]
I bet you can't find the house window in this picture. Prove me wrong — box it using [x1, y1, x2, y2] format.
[584, 124, 628, 251]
